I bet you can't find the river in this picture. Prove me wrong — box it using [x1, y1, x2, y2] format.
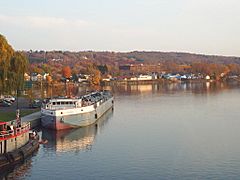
[1, 81, 240, 179]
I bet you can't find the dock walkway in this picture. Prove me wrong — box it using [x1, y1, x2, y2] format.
[20, 111, 41, 128]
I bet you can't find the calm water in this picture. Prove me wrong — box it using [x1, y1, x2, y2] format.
[2, 82, 240, 179]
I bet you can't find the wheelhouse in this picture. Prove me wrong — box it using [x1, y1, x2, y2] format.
[42, 98, 82, 110]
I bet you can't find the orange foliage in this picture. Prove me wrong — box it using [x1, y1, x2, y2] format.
[62, 66, 71, 78]
[46, 75, 52, 83]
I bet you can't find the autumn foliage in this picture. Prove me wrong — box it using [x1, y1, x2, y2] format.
[25, 50, 240, 83]
[0, 34, 28, 94]
[62, 66, 71, 79]
[87, 64, 101, 85]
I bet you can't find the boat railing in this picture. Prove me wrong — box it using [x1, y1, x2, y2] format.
[44, 105, 82, 110]
[42, 94, 112, 110]
[0, 122, 30, 141]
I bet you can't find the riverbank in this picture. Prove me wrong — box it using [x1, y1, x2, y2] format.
[0, 109, 39, 122]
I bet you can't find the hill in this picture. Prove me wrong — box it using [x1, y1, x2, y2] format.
[26, 50, 240, 65]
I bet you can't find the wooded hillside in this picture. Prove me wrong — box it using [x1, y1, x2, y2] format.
[26, 50, 240, 66]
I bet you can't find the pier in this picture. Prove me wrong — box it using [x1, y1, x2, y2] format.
[21, 111, 41, 128]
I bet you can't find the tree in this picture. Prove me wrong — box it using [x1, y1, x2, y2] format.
[42, 64, 51, 74]
[228, 64, 240, 75]
[0, 35, 28, 94]
[9, 52, 28, 92]
[0, 35, 28, 93]
[91, 70, 101, 85]
[46, 75, 52, 84]
[161, 62, 180, 73]
[0, 34, 14, 94]
[62, 66, 71, 79]
[97, 64, 108, 74]
[87, 64, 101, 85]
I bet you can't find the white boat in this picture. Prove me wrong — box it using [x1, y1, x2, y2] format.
[42, 108, 113, 152]
[41, 91, 114, 130]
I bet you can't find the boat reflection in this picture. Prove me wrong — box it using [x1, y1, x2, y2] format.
[0, 155, 34, 179]
[41, 108, 113, 153]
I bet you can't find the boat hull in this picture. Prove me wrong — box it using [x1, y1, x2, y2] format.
[41, 97, 114, 130]
[0, 135, 39, 172]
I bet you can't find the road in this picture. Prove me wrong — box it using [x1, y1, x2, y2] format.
[0, 97, 32, 112]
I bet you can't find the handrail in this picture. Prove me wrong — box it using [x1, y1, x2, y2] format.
[42, 93, 112, 111]
[43, 96, 112, 111]
[0, 122, 30, 140]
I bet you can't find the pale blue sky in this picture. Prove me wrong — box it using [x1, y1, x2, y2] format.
[0, 0, 240, 56]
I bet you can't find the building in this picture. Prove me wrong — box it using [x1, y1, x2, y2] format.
[130, 74, 153, 81]
[24, 73, 31, 81]
[31, 73, 43, 82]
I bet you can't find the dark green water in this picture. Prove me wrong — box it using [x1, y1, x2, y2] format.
[2, 82, 240, 179]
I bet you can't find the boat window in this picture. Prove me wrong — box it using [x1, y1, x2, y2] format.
[53, 102, 56, 105]
[61, 102, 64, 105]
[66, 102, 69, 105]
[57, 102, 60, 105]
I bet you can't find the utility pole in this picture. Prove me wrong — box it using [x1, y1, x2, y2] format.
[16, 89, 21, 127]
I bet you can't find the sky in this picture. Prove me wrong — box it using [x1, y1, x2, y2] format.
[0, 0, 240, 56]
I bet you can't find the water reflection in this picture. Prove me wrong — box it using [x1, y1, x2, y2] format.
[1, 109, 113, 179]
[0, 155, 35, 179]
[3, 82, 240, 179]
[41, 108, 113, 153]
[26, 84, 94, 99]
[108, 81, 240, 96]
[24, 81, 240, 99]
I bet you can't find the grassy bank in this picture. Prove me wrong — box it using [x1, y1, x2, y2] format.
[0, 109, 39, 122]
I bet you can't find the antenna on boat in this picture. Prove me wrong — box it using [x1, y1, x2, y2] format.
[16, 89, 21, 127]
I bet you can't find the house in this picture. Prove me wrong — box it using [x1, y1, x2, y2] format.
[37, 74, 43, 82]
[43, 73, 50, 80]
[180, 75, 187, 80]
[77, 74, 90, 83]
[138, 74, 152, 81]
[30, 73, 38, 81]
[130, 74, 153, 81]
[102, 75, 112, 82]
[119, 65, 131, 71]
[205, 75, 210, 80]
[31, 73, 43, 82]
[24, 73, 31, 81]
[152, 73, 158, 80]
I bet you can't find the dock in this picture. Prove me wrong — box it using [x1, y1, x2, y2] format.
[19, 111, 41, 128]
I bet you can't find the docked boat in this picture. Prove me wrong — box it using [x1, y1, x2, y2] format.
[42, 108, 113, 153]
[41, 90, 114, 130]
[0, 122, 39, 171]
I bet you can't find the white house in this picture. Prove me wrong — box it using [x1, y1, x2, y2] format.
[78, 74, 90, 83]
[31, 73, 43, 82]
[24, 73, 31, 81]
[43, 73, 50, 80]
[130, 74, 153, 81]
[205, 75, 210, 80]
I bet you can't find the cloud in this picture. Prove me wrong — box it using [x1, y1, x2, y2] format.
[0, 15, 88, 29]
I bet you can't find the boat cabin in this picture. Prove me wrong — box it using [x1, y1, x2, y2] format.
[42, 98, 82, 110]
[42, 91, 112, 110]
[0, 122, 30, 154]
